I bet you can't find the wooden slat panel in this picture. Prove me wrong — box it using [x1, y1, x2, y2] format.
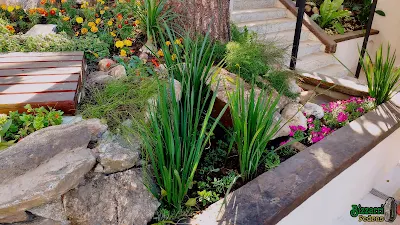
[0, 52, 84, 58]
[0, 67, 82, 76]
[0, 92, 75, 104]
[0, 75, 79, 84]
[0, 61, 82, 69]
[0, 82, 78, 94]
[0, 55, 83, 63]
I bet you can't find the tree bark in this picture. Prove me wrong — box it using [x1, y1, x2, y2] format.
[169, 0, 231, 42]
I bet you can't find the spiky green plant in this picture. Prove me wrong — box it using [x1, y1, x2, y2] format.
[360, 44, 400, 105]
[141, 26, 228, 209]
[228, 80, 281, 180]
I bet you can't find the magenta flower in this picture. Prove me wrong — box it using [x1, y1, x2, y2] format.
[356, 107, 364, 113]
[307, 117, 314, 124]
[289, 125, 298, 131]
[337, 112, 348, 123]
[280, 140, 289, 146]
[321, 126, 331, 134]
[297, 125, 307, 131]
[308, 123, 315, 129]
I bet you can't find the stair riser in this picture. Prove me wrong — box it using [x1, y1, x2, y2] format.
[297, 43, 323, 58]
[296, 56, 337, 72]
[232, 0, 277, 10]
[239, 20, 296, 34]
[232, 10, 287, 23]
[259, 31, 309, 43]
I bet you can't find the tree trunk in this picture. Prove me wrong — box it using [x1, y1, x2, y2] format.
[169, 0, 231, 42]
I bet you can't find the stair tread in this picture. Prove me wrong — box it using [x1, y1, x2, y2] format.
[232, 7, 286, 14]
[296, 52, 337, 71]
[237, 18, 295, 27]
[313, 64, 351, 78]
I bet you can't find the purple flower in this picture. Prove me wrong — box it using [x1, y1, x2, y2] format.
[337, 112, 348, 123]
[307, 117, 314, 124]
[356, 107, 364, 113]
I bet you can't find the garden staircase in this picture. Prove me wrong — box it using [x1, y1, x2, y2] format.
[231, 0, 352, 81]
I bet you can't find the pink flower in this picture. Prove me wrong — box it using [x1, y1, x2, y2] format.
[289, 125, 298, 131]
[280, 140, 289, 146]
[289, 130, 294, 137]
[307, 117, 314, 124]
[297, 125, 306, 131]
[356, 107, 365, 113]
[308, 123, 315, 129]
[321, 126, 331, 134]
[337, 112, 348, 123]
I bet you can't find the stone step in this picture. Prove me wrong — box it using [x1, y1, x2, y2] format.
[0, 147, 96, 218]
[237, 18, 296, 35]
[231, 8, 287, 23]
[232, 0, 277, 10]
[313, 64, 351, 78]
[296, 52, 338, 72]
[258, 29, 310, 43]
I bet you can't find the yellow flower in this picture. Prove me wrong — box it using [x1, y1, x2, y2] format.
[81, 27, 88, 34]
[15, 5, 21, 10]
[19, 15, 23, 19]
[61, 0, 67, 3]
[118, 0, 125, 3]
[134, 19, 140, 25]
[157, 49, 164, 57]
[110, 31, 116, 37]
[115, 40, 124, 48]
[76, 17, 83, 24]
[171, 54, 177, 61]
[1, 4, 7, 10]
[165, 41, 171, 46]
[123, 39, 132, 47]
[51, 7, 57, 11]
[135, 0, 141, 6]
[62, 16, 70, 21]
[88, 22, 96, 27]
[91, 26, 98, 33]
[7, 6, 14, 12]
[107, 20, 113, 26]
[104, 6, 109, 10]
[100, 10, 105, 15]
[93, 52, 99, 58]
[120, 49, 127, 57]
[174, 39, 182, 45]
[95, 18, 101, 24]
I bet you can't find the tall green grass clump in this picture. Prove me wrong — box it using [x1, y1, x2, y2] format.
[229, 80, 281, 180]
[141, 27, 228, 209]
[360, 44, 400, 105]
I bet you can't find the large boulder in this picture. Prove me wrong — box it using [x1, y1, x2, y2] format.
[302, 102, 324, 119]
[109, 65, 127, 79]
[28, 199, 67, 222]
[273, 103, 308, 139]
[0, 148, 96, 219]
[64, 168, 160, 225]
[98, 58, 116, 72]
[0, 122, 91, 185]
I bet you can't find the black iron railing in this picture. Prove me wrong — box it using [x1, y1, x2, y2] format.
[289, 0, 306, 70]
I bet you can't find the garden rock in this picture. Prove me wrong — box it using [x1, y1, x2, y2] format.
[305, 4, 312, 13]
[281, 102, 307, 129]
[0, 121, 91, 185]
[299, 90, 316, 104]
[28, 199, 67, 222]
[24, 24, 57, 36]
[95, 140, 140, 174]
[80, 118, 108, 142]
[312, 6, 319, 14]
[0, 211, 30, 223]
[87, 72, 115, 86]
[98, 58, 116, 72]
[139, 52, 149, 63]
[0, 147, 96, 219]
[13, 217, 64, 225]
[109, 65, 127, 79]
[63, 168, 160, 225]
[302, 102, 324, 119]
[288, 78, 302, 95]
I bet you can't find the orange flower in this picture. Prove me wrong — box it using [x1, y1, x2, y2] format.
[117, 13, 123, 21]
[40, 0, 46, 4]
[49, 9, 56, 15]
[81, 27, 88, 34]
[61, 0, 67, 3]
[50, 0, 56, 3]
[90, 26, 98, 33]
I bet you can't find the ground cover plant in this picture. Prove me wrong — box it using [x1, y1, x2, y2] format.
[0, 104, 63, 150]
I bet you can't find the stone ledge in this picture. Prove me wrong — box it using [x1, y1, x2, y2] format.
[191, 93, 400, 225]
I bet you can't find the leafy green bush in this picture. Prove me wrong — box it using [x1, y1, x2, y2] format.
[74, 33, 111, 62]
[141, 28, 228, 209]
[263, 70, 299, 99]
[228, 80, 281, 180]
[226, 25, 286, 82]
[360, 44, 400, 105]
[311, 0, 351, 34]
[80, 76, 158, 131]
[0, 105, 63, 147]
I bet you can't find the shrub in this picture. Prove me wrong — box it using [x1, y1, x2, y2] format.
[80, 76, 158, 131]
[228, 80, 281, 180]
[360, 44, 400, 105]
[311, 0, 351, 34]
[141, 29, 228, 209]
[263, 70, 299, 99]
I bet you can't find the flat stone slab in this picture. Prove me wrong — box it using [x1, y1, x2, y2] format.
[0, 147, 96, 218]
[191, 93, 400, 225]
[24, 24, 57, 36]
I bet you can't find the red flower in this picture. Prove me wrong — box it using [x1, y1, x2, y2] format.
[117, 13, 123, 21]
[124, 20, 128, 24]
[118, 24, 122, 29]
[130, 49, 135, 53]
[151, 58, 160, 67]
[50, 9, 56, 15]
[44, 11, 48, 16]
[106, 62, 111, 68]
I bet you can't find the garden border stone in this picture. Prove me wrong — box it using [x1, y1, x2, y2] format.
[190, 93, 400, 225]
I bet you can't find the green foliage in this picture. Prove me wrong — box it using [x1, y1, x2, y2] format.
[263, 70, 299, 99]
[197, 190, 219, 206]
[311, 0, 351, 34]
[0, 117, 14, 150]
[229, 80, 281, 180]
[265, 151, 280, 170]
[0, 17, 10, 34]
[141, 27, 228, 209]
[3, 104, 63, 143]
[74, 33, 111, 62]
[360, 44, 400, 105]
[353, 0, 385, 27]
[80, 76, 158, 131]
[226, 27, 286, 81]
[114, 55, 156, 77]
